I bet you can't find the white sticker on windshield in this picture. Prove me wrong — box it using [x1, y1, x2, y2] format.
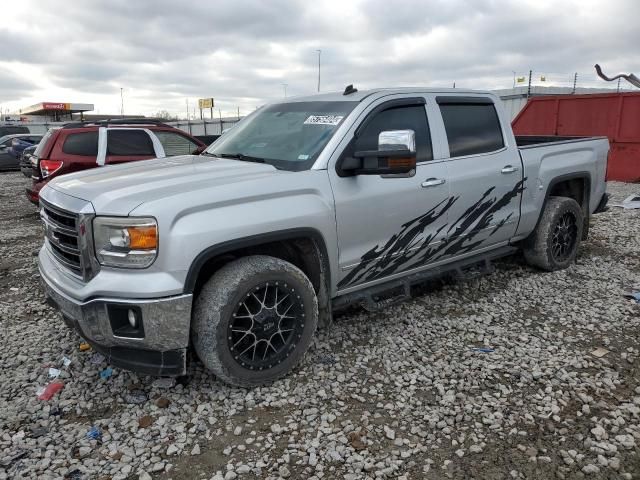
[304, 115, 344, 126]
[298, 154, 310, 160]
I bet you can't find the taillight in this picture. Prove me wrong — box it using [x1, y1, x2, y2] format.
[40, 160, 63, 178]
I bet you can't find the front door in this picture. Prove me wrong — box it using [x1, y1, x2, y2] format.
[329, 98, 452, 292]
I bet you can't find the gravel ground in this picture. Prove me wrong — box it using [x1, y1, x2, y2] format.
[1, 171, 639, 480]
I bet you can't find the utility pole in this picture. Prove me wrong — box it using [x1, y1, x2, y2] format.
[316, 49, 321, 92]
[282, 83, 288, 97]
[512, 71, 516, 89]
[617, 77, 621, 93]
[120, 88, 124, 117]
[237, 106, 240, 121]
[185, 99, 192, 134]
[572, 72, 578, 94]
[526, 70, 532, 99]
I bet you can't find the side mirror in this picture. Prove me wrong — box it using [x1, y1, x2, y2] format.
[339, 129, 417, 176]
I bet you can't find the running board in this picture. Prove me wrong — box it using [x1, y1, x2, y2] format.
[332, 246, 517, 312]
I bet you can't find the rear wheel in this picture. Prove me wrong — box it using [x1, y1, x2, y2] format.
[192, 255, 318, 387]
[523, 196, 584, 271]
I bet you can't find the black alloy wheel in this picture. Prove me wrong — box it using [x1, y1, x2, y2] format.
[192, 255, 319, 387]
[228, 281, 306, 371]
[550, 211, 578, 262]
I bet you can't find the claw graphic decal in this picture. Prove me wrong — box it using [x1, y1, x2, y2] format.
[338, 179, 527, 289]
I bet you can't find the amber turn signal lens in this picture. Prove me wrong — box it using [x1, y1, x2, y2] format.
[127, 226, 157, 250]
[388, 157, 415, 168]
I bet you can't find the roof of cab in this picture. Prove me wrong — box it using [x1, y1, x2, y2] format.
[282, 87, 494, 103]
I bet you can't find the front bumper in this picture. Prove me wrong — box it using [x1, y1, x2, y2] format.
[40, 264, 193, 376]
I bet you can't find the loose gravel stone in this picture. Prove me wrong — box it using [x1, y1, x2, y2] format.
[0, 173, 639, 480]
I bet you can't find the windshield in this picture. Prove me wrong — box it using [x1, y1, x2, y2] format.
[206, 101, 358, 171]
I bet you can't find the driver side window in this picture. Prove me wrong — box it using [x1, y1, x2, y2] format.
[354, 105, 433, 163]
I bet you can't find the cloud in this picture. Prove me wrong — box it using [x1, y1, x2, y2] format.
[1, 0, 639, 116]
[0, 68, 37, 101]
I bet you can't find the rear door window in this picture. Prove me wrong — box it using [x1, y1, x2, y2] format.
[439, 102, 504, 157]
[62, 131, 99, 156]
[107, 130, 155, 156]
[153, 131, 200, 156]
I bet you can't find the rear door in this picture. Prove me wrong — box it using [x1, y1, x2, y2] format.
[434, 96, 524, 257]
[102, 128, 161, 165]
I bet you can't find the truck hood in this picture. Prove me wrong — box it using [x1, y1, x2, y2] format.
[46, 155, 283, 215]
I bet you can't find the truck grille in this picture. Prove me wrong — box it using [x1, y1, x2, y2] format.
[41, 201, 83, 277]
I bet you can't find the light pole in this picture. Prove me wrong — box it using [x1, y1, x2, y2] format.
[512, 71, 516, 89]
[316, 49, 321, 92]
[120, 88, 124, 117]
[282, 83, 288, 97]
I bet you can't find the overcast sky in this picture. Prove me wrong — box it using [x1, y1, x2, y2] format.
[1, 0, 638, 118]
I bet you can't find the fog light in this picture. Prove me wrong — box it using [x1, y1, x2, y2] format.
[108, 305, 144, 339]
[128, 309, 137, 328]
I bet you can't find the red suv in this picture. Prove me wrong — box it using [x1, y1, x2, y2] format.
[27, 119, 206, 204]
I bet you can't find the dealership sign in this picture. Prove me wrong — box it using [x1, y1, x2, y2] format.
[198, 98, 215, 109]
[42, 102, 70, 110]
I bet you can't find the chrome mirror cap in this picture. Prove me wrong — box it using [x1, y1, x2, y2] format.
[378, 129, 416, 153]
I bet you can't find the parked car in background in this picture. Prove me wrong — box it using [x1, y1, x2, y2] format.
[26, 120, 206, 203]
[37, 88, 609, 385]
[8, 134, 43, 159]
[0, 125, 29, 137]
[20, 145, 37, 177]
[0, 134, 41, 171]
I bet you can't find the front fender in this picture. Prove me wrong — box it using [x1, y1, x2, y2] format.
[130, 170, 339, 295]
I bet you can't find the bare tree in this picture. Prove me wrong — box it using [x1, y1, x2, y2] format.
[153, 109, 174, 120]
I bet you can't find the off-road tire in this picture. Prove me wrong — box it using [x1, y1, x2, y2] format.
[192, 255, 318, 387]
[523, 196, 584, 271]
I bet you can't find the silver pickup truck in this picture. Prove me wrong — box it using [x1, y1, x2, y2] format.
[38, 87, 609, 386]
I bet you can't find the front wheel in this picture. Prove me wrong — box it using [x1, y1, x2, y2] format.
[192, 255, 318, 387]
[523, 196, 584, 271]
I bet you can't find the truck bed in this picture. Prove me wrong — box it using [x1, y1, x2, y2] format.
[514, 135, 610, 240]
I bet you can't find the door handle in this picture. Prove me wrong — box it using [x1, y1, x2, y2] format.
[421, 178, 446, 188]
[501, 165, 518, 174]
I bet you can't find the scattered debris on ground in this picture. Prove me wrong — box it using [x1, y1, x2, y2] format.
[0, 173, 639, 479]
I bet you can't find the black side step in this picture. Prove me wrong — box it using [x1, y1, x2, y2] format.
[451, 258, 495, 280]
[332, 246, 517, 312]
[361, 281, 411, 312]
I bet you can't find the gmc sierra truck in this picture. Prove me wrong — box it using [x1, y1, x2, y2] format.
[38, 87, 610, 386]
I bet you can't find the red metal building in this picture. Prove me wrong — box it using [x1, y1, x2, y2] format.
[512, 92, 640, 182]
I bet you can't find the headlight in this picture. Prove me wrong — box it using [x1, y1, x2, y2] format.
[93, 217, 158, 268]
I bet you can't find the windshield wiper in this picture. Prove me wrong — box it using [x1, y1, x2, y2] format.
[216, 153, 265, 164]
